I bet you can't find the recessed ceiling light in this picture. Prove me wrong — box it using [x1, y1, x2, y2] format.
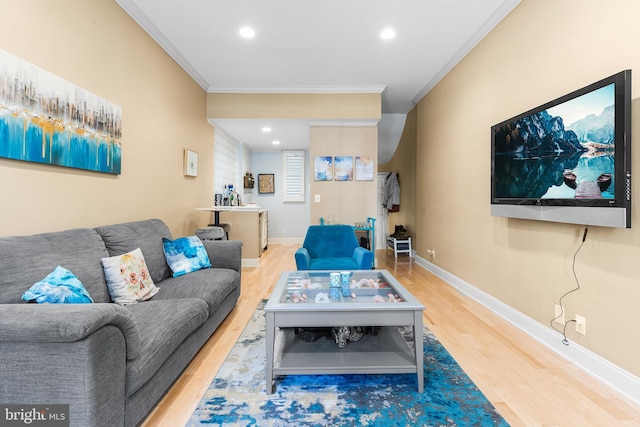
[380, 28, 396, 40]
[261, 127, 272, 132]
[239, 27, 255, 39]
[272, 140, 281, 145]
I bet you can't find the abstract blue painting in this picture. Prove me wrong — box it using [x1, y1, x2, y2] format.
[334, 155, 353, 181]
[314, 155, 333, 181]
[0, 49, 122, 174]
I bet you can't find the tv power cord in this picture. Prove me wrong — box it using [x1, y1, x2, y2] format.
[550, 225, 588, 345]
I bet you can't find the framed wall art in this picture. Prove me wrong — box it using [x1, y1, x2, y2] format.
[314, 156, 333, 181]
[355, 156, 374, 181]
[184, 149, 198, 177]
[334, 156, 353, 181]
[0, 49, 122, 174]
[258, 173, 275, 194]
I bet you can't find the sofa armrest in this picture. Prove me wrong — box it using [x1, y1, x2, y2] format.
[352, 247, 374, 269]
[0, 325, 127, 427]
[202, 239, 243, 273]
[294, 248, 311, 270]
[0, 303, 141, 360]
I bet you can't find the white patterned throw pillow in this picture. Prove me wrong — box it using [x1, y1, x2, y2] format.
[101, 248, 159, 304]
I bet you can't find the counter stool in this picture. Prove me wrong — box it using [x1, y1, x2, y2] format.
[196, 226, 227, 241]
[206, 222, 230, 240]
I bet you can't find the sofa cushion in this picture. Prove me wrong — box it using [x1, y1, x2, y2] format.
[153, 268, 239, 316]
[162, 236, 211, 277]
[101, 248, 160, 305]
[123, 298, 208, 395]
[0, 228, 111, 304]
[22, 266, 94, 304]
[94, 219, 173, 284]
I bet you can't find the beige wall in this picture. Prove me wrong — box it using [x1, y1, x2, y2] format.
[207, 93, 381, 120]
[309, 126, 378, 225]
[0, 0, 214, 237]
[415, 0, 640, 376]
[379, 108, 417, 237]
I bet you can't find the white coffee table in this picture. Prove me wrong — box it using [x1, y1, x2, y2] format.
[264, 270, 425, 394]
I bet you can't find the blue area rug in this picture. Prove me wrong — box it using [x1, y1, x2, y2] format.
[187, 301, 509, 426]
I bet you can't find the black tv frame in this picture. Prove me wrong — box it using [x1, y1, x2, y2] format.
[490, 70, 632, 228]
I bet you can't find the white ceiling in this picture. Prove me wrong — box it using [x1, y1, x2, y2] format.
[115, 0, 521, 154]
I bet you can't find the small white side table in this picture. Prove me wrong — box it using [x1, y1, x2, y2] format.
[387, 236, 412, 258]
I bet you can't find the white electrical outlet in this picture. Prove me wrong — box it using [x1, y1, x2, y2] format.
[553, 304, 564, 325]
[575, 315, 586, 335]
[314, 194, 321, 203]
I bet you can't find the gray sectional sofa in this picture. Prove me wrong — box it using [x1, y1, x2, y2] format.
[0, 219, 242, 426]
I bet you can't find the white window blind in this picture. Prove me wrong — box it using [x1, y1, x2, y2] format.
[213, 127, 240, 194]
[282, 150, 305, 202]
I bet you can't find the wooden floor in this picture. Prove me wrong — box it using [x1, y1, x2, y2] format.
[142, 244, 640, 427]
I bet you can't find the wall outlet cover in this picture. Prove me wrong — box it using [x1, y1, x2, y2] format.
[553, 304, 564, 325]
[575, 315, 586, 335]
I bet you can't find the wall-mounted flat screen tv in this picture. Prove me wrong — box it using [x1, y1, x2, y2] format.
[491, 70, 631, 228]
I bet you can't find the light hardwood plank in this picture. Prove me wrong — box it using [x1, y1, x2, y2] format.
[142, 245, 640, 427]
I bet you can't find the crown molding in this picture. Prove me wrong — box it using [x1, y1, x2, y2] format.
[412, 0, 521, 104]
[114, 0, 209, 89]
[207, 85, 386, 94]
[307, 119, 380, 127]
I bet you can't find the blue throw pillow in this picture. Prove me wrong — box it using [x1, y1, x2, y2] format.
[22, 266, 94, 304]
[163, 236, 212, 277]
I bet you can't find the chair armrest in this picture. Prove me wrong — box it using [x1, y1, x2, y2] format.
[295, 248, 311, 270]
[0, 303, 141, 360]
[352, 247, 374, 269]
[202, 239, 243, 273]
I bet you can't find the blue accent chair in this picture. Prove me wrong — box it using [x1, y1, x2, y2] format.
[295, 225, 374, 270]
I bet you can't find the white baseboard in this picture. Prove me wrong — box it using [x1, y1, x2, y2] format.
[241, 258, 259, 268]
[414, 255, 640, 406]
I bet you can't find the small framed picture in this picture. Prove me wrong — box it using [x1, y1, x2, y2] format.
[184, 149, 198, 177]
[258, 173, 275, 194]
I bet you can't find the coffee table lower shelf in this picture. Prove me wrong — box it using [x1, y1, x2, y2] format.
[269, 326, 420, 392]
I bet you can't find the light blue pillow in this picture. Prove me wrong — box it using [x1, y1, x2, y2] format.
[162, 236, 212, 277]
[22, 266, 93, 304]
